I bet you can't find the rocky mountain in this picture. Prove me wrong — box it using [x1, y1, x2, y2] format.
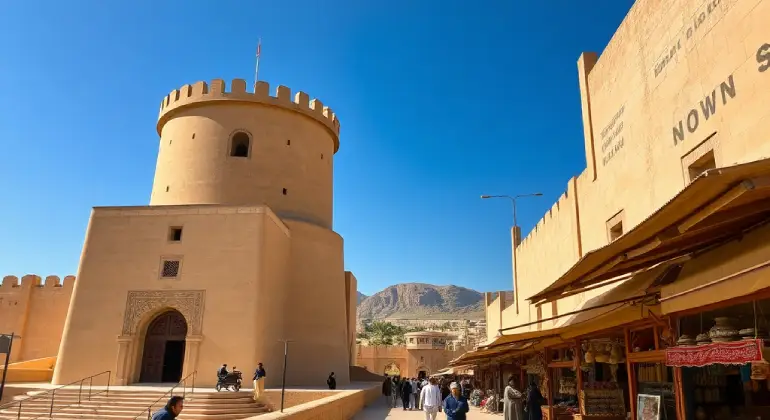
[357, 291, 367, 305]
[357, 283, 484, 320]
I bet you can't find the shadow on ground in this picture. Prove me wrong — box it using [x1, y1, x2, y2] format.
[353, 398, 393, 419]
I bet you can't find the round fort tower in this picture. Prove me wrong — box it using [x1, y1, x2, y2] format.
[151, 78, 340, 229]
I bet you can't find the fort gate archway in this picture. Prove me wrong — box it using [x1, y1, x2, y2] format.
[140, 310, 187, 383]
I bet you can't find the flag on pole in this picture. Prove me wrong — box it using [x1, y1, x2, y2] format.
[254, 38, 262, 91]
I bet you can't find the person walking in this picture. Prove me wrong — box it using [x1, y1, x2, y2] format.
[391, 377, 399, 408]
[525, 381, 545, 420]
[151, 396, 184, 420]
[411, 377, 419, 409]
[420, 377, 442, 420]
[401, 378, 413, 410]
[327, 372, 337, 390]
[382, 374, 392, 404]
[443, 382, 468, 420]
[503, 376, 524, 420]
[252, 363, 267, 401]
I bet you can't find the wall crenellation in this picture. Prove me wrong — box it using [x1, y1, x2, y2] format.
[157, 79, 340, 148]
[521, 187, 572, 246]
[0, 275, 76, 290]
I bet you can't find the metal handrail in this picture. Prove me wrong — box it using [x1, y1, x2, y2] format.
[0, 370, 111, 420]
[133, 371, 197, 420]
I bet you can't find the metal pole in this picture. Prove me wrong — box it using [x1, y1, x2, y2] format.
[106, 371, 111, 397]
[510, 196, 518, 229]
[279, 340, 291, 413]
[0, 333, 14, 402]
[510, 196, 520, 314]
[49, 389, 55, 417]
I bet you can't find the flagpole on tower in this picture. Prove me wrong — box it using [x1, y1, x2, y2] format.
[254, 38, 262, 92]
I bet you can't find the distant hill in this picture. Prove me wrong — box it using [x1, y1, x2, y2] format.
[357, 283, 484, 320]
[357, 291, 367, 305]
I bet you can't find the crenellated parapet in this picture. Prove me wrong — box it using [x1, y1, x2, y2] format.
[0, 274, 76, 291]
[157, 79, 341, 152]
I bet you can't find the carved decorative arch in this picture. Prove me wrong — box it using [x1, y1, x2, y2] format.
[122, 290, 205, 335]
[384, 362, 401, 376]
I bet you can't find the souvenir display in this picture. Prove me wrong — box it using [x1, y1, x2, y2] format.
[579, 382, 625, 416]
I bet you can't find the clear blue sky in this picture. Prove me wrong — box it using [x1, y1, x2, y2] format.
[0, 1, 633, 296]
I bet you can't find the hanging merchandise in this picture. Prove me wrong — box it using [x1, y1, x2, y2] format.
[665, 339, 764, 367]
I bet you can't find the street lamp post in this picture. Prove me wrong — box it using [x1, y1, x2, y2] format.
[277, 339, 294, 413]
[481, 193, 543, 314]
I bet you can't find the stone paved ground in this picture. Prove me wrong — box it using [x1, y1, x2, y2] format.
[353, 398, 502, 420]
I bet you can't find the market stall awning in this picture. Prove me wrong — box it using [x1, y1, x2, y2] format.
[487, 328, 566, 347]
[528, 158, 770, 304]
[448, 343, 531, 366]
[498, 258, 683, 340]
[554, 260, 674, 339]
[431, 366, 474, 377]
[661, 257, 770, 314]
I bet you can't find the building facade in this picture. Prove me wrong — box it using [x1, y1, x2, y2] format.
[355, 331, 466, 379]
[486, 0, 770, 342]
[1, 78, 359, 388]
[466, 0, 770, 418]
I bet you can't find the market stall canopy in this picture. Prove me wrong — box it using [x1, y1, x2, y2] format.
[660, 222, 770, 314]
[487, 328, 565, 347]
[431, 366, 474, 377]
[449, 340, 537, 366]
[528, 158, 770, 304]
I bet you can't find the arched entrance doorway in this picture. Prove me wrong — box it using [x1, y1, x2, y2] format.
[140, 310, 187, 383]
[384, 363, 401, 377]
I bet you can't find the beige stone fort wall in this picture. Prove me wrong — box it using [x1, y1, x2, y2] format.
[51, 204, 351, 388]
[355, 344, 465, 378]
[488, 0, 770, 334]
[0, 275, 74, 363]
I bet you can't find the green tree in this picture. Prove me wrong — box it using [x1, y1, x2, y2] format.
[361, 321, 409, 346]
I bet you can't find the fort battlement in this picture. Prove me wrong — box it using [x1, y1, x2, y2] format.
[157, 79, 340, 152]
[0, 275, 75, 362]
[519, 177, 580, 248]
[0, 274, 75, 290]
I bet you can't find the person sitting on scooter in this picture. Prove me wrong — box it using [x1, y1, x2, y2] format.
[217, 364, 229, 379]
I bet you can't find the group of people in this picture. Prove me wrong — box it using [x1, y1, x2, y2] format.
[501, 376, 545, 420]
[217, 362, 266, 400]
[381, 375, 471, 420]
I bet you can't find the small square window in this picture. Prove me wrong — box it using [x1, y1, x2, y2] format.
[168, 227, 183, 242]
[609, 221, 624, 242]
[687, 150, 716, 183]
[282, 188, 287, 195]
[606, 210, 625, 243]
[161, 260, 180, 278]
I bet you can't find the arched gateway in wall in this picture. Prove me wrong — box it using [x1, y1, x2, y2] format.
[139, 310, 187, 383]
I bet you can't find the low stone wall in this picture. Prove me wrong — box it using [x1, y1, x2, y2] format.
[253, 383, 380, 420]
[260, 390, 336, 410]
[0, 357, 56, 383]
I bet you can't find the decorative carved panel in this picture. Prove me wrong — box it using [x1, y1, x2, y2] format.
[122, 290, 205, 335]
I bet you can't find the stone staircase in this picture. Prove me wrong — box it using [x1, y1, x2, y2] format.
[0, 388, 269, 420]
